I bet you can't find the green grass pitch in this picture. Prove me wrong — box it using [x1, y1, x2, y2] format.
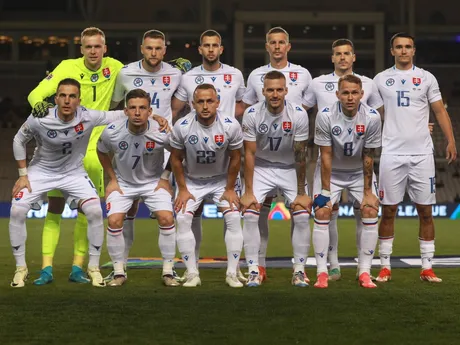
[0, 218, 459, 345]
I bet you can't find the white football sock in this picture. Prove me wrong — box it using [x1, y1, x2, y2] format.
[358, 217, 378, 275]
[123, 216, 135, 264]
[243, 210, 260, 273]
[378, 236, 394, 269]
[159, 223, 176, 275]
[80, 198, 104, 268]
[291, 210, 310, 272]
[419, 238, 435, 270]
[223, 209, 243, 275]
[313, 218, 330, 275]
[258, 203, 270, 267]
[328, 210, 339, 270]
[107, 226, 125, 275]
[9, 203, 30, 267]
[354, 207, 363, 256]
[191, 215, 202, 266]
[176, 212, 198, 274]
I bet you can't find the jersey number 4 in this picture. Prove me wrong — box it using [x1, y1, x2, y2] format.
[148, 92, 160, 108]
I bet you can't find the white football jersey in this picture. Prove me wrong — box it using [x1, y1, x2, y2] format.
[242, 100, 309, 167]
[374, 65, 442, 155]
[97, 118, 170, 185]
[174, 63, 245, 117]
[242, 62, 312, 106]
[112, 61, 182, 124]
[303, 72, 383, 110]
[314, 101, 382, 171]
[14, 106, 126, 175]
[170, 110, 243, 180]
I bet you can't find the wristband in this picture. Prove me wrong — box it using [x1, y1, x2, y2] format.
[321, 189, 331, 197]
[161, 170, 171, 180]
[18, 168, 28, 177]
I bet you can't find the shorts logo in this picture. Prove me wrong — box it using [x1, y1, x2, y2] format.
[379, 190, 384, 200]
[45, 73, 53, 80]
[106, 202, 111, 211]
[413, 77, 421, 86]
[325, 82, 334, 91]
[386, 78, 395, 86]
[224, 74, 232, 84]
[74, 123, 84, 135]
[103, 67, 111, 79]
[145, 141, 155, 152]
[133, 78, 143, 87]
[195, 76, 204, 84]
[355, 124, 365, 136]
[332, 125, 342, 136]
[214, 134, 224, 147]
[163, 76, 170, 87]
[289, 72, 298, 82]
[90, 73, 99, 82]
[118, 141, 129, 150]
[47, 130, 57, 138]
[282, 121, 292, 133]
[258, 123, 268, 134]
[14, 191, 23, 201]
[188, 135, 199, 145]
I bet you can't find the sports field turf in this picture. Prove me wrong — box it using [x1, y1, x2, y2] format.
[1, 218, 459, 345]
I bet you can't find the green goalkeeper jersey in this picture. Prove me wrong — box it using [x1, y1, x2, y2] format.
[28, 57, 124, 111]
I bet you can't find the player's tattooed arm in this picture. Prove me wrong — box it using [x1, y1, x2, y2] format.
[319, 146, 333, 192]
[362, 147, 375, 193]
[294, 140, 308, 195]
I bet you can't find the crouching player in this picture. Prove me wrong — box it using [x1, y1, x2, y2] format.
[312, 74, 381, 289]
[97, 89, 177, 287]
[170, 83, 244, 288]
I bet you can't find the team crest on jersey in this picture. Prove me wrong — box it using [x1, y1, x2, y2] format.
[188, 135, 199, 145]
[74, 123, 84, 135]
[163, 76, 170, 87]
[91, 73, 99, 82]
[14, 191, 24, 201]
[260, 74, 265, 82]
[145, 141, 155, 152]
[106, 202, 111, 211]
[103, 67, 111, 79]
[325, 82, 335, 91]
[133, 78, 143, 87]
[412, 77, 421, 87]
[195, 76, 204, 84]
[214, 134, 224, 147]
[258, 123, 269, 134]
[379, 190, 384, 200]
[332, 125, 342, 136]
[47, 130, 57, 138]
[289, 72, 298, 82]
[45, 73, 53, 80]
[282, 121, 292, 133]
[356, 124, 365, 136]
[224, 74, 232, 84]
[118, 141, 129, 150]
[386, 78, 395, 86]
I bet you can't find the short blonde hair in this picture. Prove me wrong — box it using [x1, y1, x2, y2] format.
[81, 27, 106, 44]
[266, 26, 289, 43]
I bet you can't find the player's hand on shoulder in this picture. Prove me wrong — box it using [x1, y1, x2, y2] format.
[291, 194, 312, 214]
[106, 179, 123, 197]
[312, 190, 331, 211]
[239, 192, 259, 213]
[32, 101, 53, 118]
[220, 189, 240, 210]
[12, 176, 31, 198]
[174, 188, 195, 214]
[154, 178, 173, 196]
[361, 192, 380, 212]
[152, 114, 170, 133]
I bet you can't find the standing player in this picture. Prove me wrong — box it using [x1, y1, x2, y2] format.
[374, 33, 457, 283]
[27, 27, 124, 284]
[240, 71, 311, 287]
[171, 30, 246, 279]
[312, 74, 381, 289]
[10, 78, 127, 288]
[170, 84, 244, 288]
[98, 89, 177, 287]
[241, 26, 312, 282]
[303, 39, 383, 280]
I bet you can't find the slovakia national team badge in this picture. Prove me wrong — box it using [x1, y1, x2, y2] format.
[355, 124, 365, 136]
[74, 123, 84, 134]
[106, 202, 111, 211]
[145, 141, 155, 152]
[412, 77, 421, 87]
[282, 121, 292, 133]
[224, 74, 232, 84]
[14, 191, 23, 201]
[163, 76, 170, 87]
[214, 134, 224, 147]
[379, 190, 384, 200]
[103, 67, 111, 79]
[289, 72, 298, 82]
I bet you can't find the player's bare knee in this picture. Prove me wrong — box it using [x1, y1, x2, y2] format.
[361, 206, 378, 219]
[127, 199, 140, 217]
[108, 213, 125, 229]
[415, 204, 433, 224]
[314, 207, 331, 221]
[47, 197, 65, 214]
[155, 211, 174, 227]
[382, 205, 397, 220]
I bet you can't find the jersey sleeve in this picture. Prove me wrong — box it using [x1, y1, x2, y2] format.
[235, 70, 246, 101]
[293, 107, 309, 142]
[302, 80, 318, 108]
[13, 115, 38, 160]
[173, 79, 189, 102]
[228, 122, 243, 150]
[169, 122, 185, 150]
[314, 110, 332, 146]
[364, 113, 382, 148]
[367, 80, 384, 109]
[242, 72, 258, 105]
[97, 127, 112, 153]
[92, 110, 126, 126]
[111, 68, 127, 103]
[427, 72, 443, 104]
[242, 108, 257, 141]
[27, 60, 71, 107]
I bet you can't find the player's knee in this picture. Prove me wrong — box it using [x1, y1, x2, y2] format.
[292, 210, 310, 225]
[176, 212, 193, 232]
[47, 197, 65, 214]
[361, 206, 378, 219]
[314, 207, 331, 221]
[243, 210, 260, 223]
[127, 200, 140, 217]
[382, 205, 397, 220]
[156, 211, 174, 227]
[10, 203, 30, 222]
[108, 213, 125, 229]
[415, 204, 433, 224]
[332, 203, 340, 211]
[223, 209, 242, 231]
[80, 198, 103, 223]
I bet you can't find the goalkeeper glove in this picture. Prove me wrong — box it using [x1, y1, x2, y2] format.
[312, 189, 331, 209]
[168, 58, 192, 74]
[32, 101, 53, 118]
